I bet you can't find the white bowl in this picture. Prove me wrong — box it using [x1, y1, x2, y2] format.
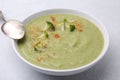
[12, 9, 109, 76]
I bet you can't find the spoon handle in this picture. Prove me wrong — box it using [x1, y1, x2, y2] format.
[0, 10, 6, 21]
[0, 11, 6, 27]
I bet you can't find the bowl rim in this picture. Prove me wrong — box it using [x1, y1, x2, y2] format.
[12, 8, 109, 72]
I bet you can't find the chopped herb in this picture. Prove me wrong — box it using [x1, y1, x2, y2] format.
[69, 24, 75, 32]
[62, 18, 67, 31]
[34, 44, 41, 51]
[34, 45, 46, 52]
[34, 42, 46, 52]
[63, 18, 67, 23]
[46, 21, 55, 31]
[43, 31, 49, 38]
[34, 45, 40, 51]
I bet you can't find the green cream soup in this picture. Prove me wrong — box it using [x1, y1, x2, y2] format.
[17, 14, 104, 70]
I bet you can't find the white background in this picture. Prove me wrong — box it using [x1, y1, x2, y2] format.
[0, 0, 120, 80]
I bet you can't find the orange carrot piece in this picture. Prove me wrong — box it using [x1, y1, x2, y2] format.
[54, 34, 60, 38]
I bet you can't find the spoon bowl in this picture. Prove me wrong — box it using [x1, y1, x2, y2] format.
[1, 20, 25, 39]
[0, 11, 25, 39]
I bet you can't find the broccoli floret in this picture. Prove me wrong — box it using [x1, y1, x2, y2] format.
[46, 21, 55, 31]
[69, 24, 75, 32]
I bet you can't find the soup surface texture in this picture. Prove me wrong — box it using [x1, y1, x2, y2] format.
[17, 14, 104, 70]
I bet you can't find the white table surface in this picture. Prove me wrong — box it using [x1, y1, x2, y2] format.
[0, 0, 120, 80]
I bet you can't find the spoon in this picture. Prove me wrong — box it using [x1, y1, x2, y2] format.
[0, 11, 25, 39]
